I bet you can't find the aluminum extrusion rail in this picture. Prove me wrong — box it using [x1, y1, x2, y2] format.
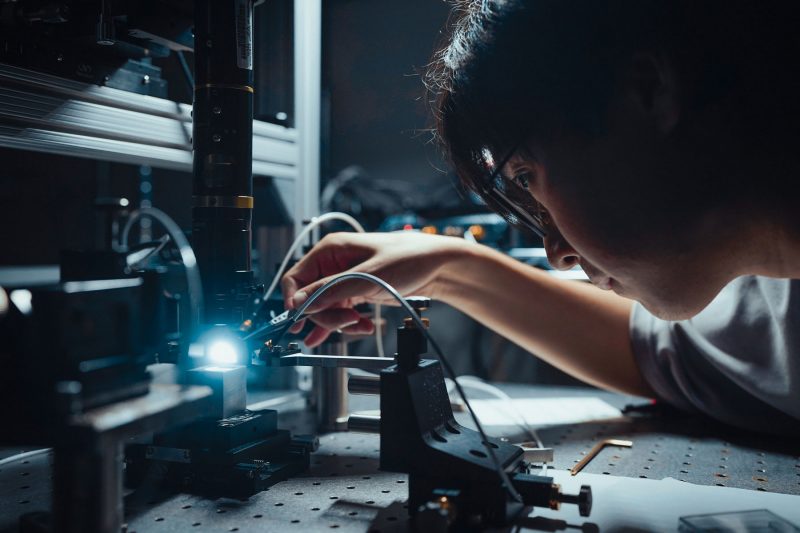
[0, 63, 297, 179]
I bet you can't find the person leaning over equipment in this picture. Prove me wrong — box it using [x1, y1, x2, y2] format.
[281, 0, 800, 435]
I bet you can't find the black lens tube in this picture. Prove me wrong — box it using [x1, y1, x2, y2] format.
[192, 0, 256, 325]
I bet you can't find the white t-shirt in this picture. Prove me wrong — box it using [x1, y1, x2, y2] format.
[630, 275, 800, 434]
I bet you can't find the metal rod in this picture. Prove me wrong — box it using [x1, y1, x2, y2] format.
[313, 334, 349, 432]
[570, 438, 633, 476]
[348, 414, 380, 434]
[348, 375, 380, 395]
[275, 353, 395, 371]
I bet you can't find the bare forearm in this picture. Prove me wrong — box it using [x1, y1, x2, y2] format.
[434, 243, 654, 397]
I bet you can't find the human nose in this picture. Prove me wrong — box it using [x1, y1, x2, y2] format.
[544, 228, 580, 271]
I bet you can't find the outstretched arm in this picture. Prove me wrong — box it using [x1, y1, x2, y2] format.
[435, 242, 651, 396]
[281, 232, 654, 397]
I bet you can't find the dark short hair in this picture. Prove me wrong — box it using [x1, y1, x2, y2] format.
[426, 0, 797, 211]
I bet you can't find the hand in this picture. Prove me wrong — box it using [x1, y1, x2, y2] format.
[281, 231, 465, 346]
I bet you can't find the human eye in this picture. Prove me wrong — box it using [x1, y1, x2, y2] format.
[513, 172, 530, 189]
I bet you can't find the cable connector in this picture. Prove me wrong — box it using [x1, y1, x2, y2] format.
[243, 308, 299, 345]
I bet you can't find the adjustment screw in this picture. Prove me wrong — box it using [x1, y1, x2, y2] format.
[578, 485, 592, 517]
[558, 484, 592, 517]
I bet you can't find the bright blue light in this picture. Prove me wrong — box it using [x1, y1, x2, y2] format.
[191, 327, 246, 367]
[207, 340, 239, 365]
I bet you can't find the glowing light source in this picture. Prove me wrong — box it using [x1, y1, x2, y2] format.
[207, 340, 240, 365]
[192, 326, 247, 366]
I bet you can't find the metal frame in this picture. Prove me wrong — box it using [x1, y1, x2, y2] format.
[0, 0, 323, 227]
[0, 62, 299, 181]
[293, 0, 322, 235]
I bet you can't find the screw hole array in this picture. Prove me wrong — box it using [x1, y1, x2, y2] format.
[7, 426, 798, 531]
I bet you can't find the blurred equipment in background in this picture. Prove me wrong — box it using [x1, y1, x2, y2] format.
[0, 204, 213, 533]
[0, 0, 320, 530]
[0, 0, 193, 97]
[380, 212, 512, 249]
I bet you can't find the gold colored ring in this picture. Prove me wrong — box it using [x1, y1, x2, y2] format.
[196, 83, 254, 93]
[193, 195, 254, 209]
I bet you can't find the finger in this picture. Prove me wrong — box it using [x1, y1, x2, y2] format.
[282, 233, 370, 308]
[281, 276, 299, 310]
[304, 324, 332, 348]
[340, 317, 375, 335]
[305, 308, 361, 331]
[294, 273, 382, 314]
[288, 317, 306, 334]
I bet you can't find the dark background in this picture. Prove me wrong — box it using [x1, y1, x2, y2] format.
[321, 0, 450, 184]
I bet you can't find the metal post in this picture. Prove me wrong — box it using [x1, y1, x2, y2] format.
[348, 374, 380, 395]
[293, 0, 321, 237]
[53, 440, 122, 533]
[313, 332, 349, 432]
[348, 414, 381, 433]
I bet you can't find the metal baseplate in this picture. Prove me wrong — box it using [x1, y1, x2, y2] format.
[125, 407, 319, 499]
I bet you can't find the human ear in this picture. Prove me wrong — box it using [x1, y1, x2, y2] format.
[627, 52, 680, 134]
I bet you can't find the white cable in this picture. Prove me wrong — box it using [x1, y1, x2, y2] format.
[262, 212, 364, 304]
[0, 448, 50, 467]
[458, 376, 544, 448]
[120, 207, 203, 334]
[447, 375, 549, 474]
[447, 375, 544, 449]
[261, 212, 385, 357]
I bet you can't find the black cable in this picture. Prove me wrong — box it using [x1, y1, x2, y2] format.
[289, 272, 523, 503]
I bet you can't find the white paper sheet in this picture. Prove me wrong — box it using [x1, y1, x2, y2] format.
[467, 396, 623, 427]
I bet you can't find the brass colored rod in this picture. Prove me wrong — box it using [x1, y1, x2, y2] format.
[570, 438, 633, 476]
